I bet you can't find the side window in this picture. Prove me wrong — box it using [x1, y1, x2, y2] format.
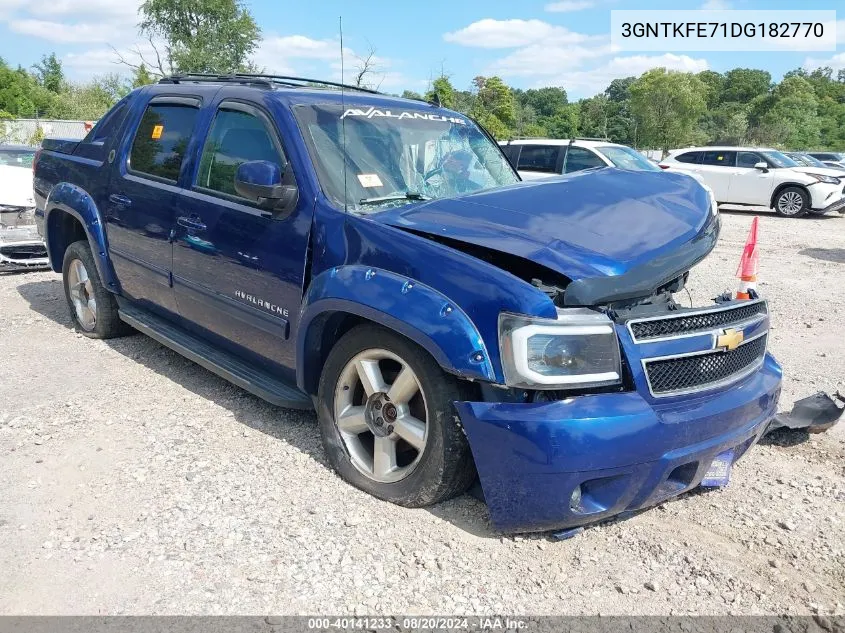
[737, 151, 763, 169]
[129, 103, 199, 182]
[84, 97, 131, 144]
[701, 151, 736, 167]
[676, 152, 701, 164]
[196, 107, 285, 199]
[500, 144, 521, 170]
[564, 147, 605, 173]
[517, 146, 560, 173]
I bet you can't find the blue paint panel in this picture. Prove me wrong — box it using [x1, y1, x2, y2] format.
[457, 353, 782, 533]
[42, 181, 117, 288]
[299, 265, 495, 387]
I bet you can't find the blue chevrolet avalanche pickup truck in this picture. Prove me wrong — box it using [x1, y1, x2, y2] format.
[34, 74, 782, 533]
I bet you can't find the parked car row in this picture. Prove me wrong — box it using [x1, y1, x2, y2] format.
[660, 147, 845, 217]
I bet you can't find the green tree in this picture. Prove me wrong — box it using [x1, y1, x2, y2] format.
[425, 76, 456, 109]
[753, 76, 820, 148]
[696, 70, 723, 109]
[136, 0, 261, 74]
[721, 68, 772, 104]
[32, 53, 64, 94]
[401, 89, 423, 101]
[470, 76, 515, 138]
[629, 68, 707, 155]
[132, 64, 157, 88]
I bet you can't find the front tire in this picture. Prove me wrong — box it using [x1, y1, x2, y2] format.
[774, 187, 809, 217]
[62, 240, 131, 339]
[317, 324, 476, 507]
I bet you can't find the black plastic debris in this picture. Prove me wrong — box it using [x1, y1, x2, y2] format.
[767, 391, 844, 435]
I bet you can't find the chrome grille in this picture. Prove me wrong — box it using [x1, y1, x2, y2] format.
[629, 300, 767, 342]
[645, 334, 767, 397]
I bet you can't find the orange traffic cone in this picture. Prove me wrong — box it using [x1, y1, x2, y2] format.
[736, 216, 759, 300]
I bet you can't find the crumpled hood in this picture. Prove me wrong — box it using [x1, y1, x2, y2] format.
[375, 168, 714, 284]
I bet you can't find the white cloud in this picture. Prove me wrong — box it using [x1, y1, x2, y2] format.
[545, 0, 595, 12]
[26, 0, 139, 20]
[553, 54, 709, 96]
[700, 0, 732, 9]
[9, 18, 134, 43]
[256, 35, 412, 91]
[444, 19, 595, 49]
[803, 52, 845, 73]
[489, 42, 612, 77]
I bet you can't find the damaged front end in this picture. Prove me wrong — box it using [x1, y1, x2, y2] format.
[0, 207, 49, 271]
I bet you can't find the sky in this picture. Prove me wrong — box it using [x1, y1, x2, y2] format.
[0, 0, 843, 99]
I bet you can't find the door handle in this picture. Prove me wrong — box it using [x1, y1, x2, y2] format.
[109, 194, 132, 207]
[177, 215, 207, 231]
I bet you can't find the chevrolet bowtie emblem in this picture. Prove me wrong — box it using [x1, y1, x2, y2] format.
[716, 328, 744, 351]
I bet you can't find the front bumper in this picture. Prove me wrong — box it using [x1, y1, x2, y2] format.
[0, 208, 50, 270]
[808, 183, 845, 212]
[456, 353, 782, 533]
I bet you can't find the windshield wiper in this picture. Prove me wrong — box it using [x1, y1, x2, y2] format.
[358, 192, 431, 206]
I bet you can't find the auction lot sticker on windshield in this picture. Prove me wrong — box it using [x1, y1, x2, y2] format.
[151, 124, 164, 140]
[357, 174, 383, 188]
[611, 10, 836, 52]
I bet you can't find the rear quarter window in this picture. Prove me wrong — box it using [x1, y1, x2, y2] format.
[675, 152, 701, 164]
[129, 104, 199, 182]
[517, 146, 560, 173]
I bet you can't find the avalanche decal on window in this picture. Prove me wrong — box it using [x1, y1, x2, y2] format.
[340, 107, 466, 125]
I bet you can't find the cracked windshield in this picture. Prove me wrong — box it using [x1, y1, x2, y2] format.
[294, 104, 519, 212]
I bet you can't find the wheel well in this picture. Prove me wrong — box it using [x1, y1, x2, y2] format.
[300, 311, 479, 398]
[46, 210, 87, 270]
[770, 183, 809, 209]
[301, 311, 367, 396]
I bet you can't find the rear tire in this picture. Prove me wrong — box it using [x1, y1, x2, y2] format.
[317, 324, 476, 507]
[773, 187, 809, 217]
[62, 240, 132, 339]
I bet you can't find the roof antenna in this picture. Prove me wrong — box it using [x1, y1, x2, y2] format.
[339, 16, 349, 213]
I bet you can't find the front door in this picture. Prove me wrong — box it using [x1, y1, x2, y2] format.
[105, 98, 201, 317]
[171, 99, 312, 378]
[728, 151, 776, 205]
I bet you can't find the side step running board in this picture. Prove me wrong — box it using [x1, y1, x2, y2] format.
[118, 304, 314, 410]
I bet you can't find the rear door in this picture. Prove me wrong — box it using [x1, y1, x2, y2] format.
[727, 150, 776, 205]
[697, 150, 736, 202]
[170, 95, 312, 377]
[515, 145, 563, 180]
[105, 96, 201, 317]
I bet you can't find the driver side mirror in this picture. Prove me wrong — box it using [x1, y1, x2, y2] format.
[234, 160, 298, 211]
[754, 162, 769, 172]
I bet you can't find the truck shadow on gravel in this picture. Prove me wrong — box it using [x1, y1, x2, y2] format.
[17, 279, 497, 538]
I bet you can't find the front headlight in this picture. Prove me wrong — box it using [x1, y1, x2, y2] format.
[806, 173, 841, 185]
[499, 309, 622, 390]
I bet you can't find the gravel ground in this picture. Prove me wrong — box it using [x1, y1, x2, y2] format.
[0, 210, 843, 616]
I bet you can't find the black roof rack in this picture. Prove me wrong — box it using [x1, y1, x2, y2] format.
[158, 73, 381, 94]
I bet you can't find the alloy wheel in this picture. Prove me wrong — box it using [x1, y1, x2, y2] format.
[67, 258, 97, 331]
[333, 348, 429, 483]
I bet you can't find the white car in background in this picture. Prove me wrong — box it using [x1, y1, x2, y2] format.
[0, 144, 49, 269]
[659, 146, 845, 217]
[499, 138, 672, 180]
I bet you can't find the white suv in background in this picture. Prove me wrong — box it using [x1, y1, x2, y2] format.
[500, 139, 662, 180]
[660, 147, 845, 217]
